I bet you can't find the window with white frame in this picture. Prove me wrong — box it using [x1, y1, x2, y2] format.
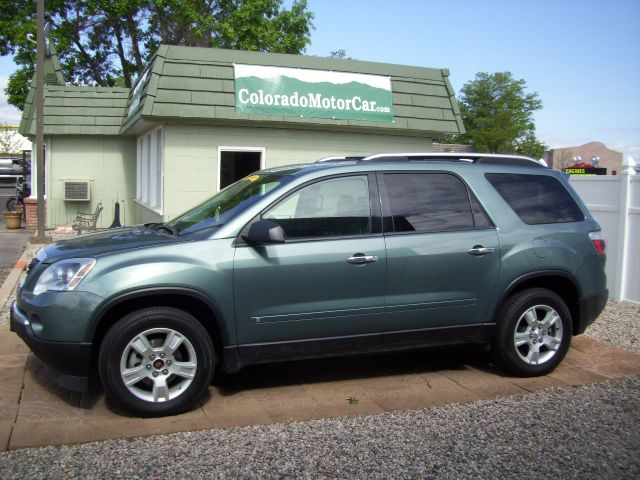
[136, 128, 163, 212]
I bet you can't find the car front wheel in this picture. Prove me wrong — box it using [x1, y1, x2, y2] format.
[98, 307, 214, 417]
[492, 288, 572, 376]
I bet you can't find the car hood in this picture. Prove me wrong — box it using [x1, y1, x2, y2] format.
[38, 226, 187, 263]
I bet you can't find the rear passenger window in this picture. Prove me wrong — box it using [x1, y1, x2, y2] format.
[383, 173, 480, 233]
[486, 173, 584, 224]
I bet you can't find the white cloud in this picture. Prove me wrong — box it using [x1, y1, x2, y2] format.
[0, 76, 23, 125]
[610, 142, 640, 155]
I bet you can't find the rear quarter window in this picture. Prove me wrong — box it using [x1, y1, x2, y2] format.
[485, 173, 584, 224]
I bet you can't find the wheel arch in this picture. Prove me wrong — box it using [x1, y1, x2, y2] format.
[496, 271, 582, 336]
[89, 287, 230, 370]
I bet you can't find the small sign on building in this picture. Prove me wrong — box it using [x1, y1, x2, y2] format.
[564, 167, 607, 175]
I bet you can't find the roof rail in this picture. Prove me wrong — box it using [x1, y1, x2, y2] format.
[315, 156, 366, 163]
[359, 152, 545, 168]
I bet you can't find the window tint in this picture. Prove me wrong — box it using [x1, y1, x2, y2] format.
[470, 191, 492, 228]
[486, 173, 584, 224]
[383, 173, 475, 233]
[264, 176, 371, 239]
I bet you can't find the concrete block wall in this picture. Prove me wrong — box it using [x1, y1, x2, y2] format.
[162, 123, 434, 221]
[45, 136, 137, 228]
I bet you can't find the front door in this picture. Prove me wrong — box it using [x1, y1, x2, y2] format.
[234, 174, 386, 354]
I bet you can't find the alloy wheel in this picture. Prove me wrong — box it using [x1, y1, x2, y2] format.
[513, 304, 564, 365]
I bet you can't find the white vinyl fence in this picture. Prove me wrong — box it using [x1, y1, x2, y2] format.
[570, 165, 639, 303]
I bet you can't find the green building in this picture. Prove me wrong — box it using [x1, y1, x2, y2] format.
[19, 45, 464, 228]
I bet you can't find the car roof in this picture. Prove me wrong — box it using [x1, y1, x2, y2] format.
[259, 152, 547, 181]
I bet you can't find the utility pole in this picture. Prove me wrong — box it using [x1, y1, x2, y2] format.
[34, 0, 46, 242]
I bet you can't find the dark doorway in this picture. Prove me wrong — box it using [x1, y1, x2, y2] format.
[219, 150, 262, 189]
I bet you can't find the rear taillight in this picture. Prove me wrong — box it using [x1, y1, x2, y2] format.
[589, 231, 606, 255]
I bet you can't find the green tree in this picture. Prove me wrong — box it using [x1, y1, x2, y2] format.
[0, 0, 314, 110]
[329, 49, 348, 59]
[514, 131, 546, 160]
[449, 71, 546, 159]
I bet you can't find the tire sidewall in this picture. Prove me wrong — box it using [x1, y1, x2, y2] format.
[99, 307, 214, 417]
[496, 289, 572, 376]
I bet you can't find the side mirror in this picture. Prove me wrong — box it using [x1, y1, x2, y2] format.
[243, 219, 286, 245]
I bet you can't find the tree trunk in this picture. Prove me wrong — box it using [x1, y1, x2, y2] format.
[73, 38, 106, 86]
[125, 13, 145, 74]
[113, 23, 132, 88]
[61, 9, 106, 86]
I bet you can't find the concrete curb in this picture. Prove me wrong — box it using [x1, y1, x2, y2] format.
[0, 241, 43, 310]
[0, 251, 28, 310]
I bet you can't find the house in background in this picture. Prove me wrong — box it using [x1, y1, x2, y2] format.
[544, 141, 623, 174]
[432, 142, 473, 153]
[0, 125, 31, 188]
[0, 124, 31, 156]
[19, 45, 464, 229]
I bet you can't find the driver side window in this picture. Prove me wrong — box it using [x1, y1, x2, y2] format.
[264, 176, 371, 239]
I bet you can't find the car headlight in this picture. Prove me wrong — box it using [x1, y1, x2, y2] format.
[33, 258, 96, 296]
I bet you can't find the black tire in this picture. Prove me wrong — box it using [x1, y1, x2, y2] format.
[492, 288, 572, 376]
[6, 197, 17, 212]
[98, 307, 215, 417]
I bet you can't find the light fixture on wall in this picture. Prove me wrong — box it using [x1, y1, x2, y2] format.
[572, 155, 582, 164]
[591, 155, 600, 167]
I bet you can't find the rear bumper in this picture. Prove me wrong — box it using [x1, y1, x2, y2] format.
[575, 290, 609, 335]
[10, 301, 91, 391]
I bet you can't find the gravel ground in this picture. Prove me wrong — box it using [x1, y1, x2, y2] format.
[585, 300, 640, 353]
[0, 268, 11, 290]
[0, 376, 638, 479]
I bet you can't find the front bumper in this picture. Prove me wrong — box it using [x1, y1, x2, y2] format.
[10, 301, 91, 391]
[575, 289, 609, 335]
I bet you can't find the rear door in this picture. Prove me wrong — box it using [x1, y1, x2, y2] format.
[379, 171, 500, 345]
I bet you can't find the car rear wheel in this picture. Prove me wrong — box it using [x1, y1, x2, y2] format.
[492, 288, 572, 376]
[98, 307, 214, 417]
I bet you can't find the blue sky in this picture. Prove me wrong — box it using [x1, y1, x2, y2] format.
[2, 0, 639, 160]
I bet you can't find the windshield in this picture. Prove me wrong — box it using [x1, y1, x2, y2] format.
[167, 173, 294, 236]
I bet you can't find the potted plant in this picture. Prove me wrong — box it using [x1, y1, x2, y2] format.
[3, 210, 22, 229]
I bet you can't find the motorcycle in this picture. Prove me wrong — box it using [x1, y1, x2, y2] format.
[6, 179, 31, 212]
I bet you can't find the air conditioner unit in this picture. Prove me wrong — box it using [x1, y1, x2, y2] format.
[63, 180, 91, 201]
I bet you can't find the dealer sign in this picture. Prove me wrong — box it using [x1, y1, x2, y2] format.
[234, 64, 394, 122]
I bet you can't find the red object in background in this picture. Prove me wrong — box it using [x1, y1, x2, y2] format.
[572, 163, 593, 168]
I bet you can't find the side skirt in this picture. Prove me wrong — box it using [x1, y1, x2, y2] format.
[220, 324, 495, 374]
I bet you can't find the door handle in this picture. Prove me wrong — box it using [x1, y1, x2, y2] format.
[467, 246, 495, 256]
[346, 254, 378, 265]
